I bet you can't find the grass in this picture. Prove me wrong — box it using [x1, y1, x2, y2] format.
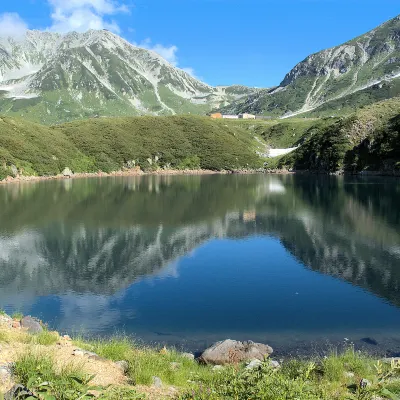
[178, 347, 400, 400]
[73, 337, 215, 387]
[11, 312, 23, 321]
[12, 350, 144, 400]
[0, 115, 263, 180]
[3, 317, 400, 400]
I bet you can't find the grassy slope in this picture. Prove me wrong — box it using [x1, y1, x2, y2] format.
[275, 98, 400, 172]
[0, 115, 263, 179]
[2, 313, 400, 400]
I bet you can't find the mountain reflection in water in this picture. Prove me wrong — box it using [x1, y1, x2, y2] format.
[0, 174, 399, 353]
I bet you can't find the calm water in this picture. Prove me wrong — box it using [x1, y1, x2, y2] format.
[1, 174, 400, 355]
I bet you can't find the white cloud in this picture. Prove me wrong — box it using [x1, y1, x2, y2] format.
[138, 39, 196, 78]
[47, 0, 129, 34]
[0, 13, 28, 38]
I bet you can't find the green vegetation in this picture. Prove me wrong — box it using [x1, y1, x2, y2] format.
[275, 98, 400, 172]
[74, 337, 215, 387]
[0, 115, 263, 179]
[11, 312, 23, 321]
[12, 351, 144, 399]
[3, 312, 400, 399]
[179, 349, 400, 400]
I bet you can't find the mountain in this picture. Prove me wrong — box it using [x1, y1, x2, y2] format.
[221, 15, 400, 118]
[0, 30, 257, 124]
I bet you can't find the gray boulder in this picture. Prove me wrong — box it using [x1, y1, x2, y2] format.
[21, 316, 43, 334]
[62, 167, 73, 177]
[200, 339, 273, 365]
[152, 376, 162, 388]
[10, 165, 18, 177]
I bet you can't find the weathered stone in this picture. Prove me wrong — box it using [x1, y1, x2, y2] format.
[72, 348, 105, 361]
[344, 371, 355, 378]
[269, 360, 280, 369]
[11, 321, 21, 329]
[382, 357, 400, 364]
[170, 362, 180, 370]
[181, 352, 195, 361]
[246, 359, 263, 370]
[200, 339, 273, 365]
[0, 363, 14, 383]
[0, 314, 12, 327]
[21, 316, 43, 334]
[115, 360, 129, 374]
[212, 365, 224, 371]
[152, 376, 162, 388]
[4, 384, 37, 400]
[360, 378, 370, 388]
[10, 165, 18, 177]
[62, 167, 73, 177]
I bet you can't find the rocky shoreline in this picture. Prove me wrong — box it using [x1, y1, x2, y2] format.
[0, 167, 269, 186]
[2, 312, 400, 399]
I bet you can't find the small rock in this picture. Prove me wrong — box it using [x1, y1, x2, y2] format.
[382, 357, 400, 364]
[72, 349, 85, 357]
[62, 167, 73, 177]
[181, 352, 195, 361]
[4, 384, 37, 400]
[0, 363, 14, 383]
[0, 314, 12, 327]
[212, 365, 224, 372]
[21, 316, 43, 334]
[152, 376, 162, 388]
[63, 335, 72, 341]
[246, 359, 263, 370]
[269, 360, 280, 369]
[344, 371, 355, 378]
[360, 378, 370, 388]
[10, 165, 18, 177]
[115, 360, 129, 374]
[170, 362, 180, 370]
[11, 321, 21, 329]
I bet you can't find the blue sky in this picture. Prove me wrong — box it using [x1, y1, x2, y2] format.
[0, 0, 399, 87]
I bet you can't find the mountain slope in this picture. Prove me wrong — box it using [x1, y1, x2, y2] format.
[0, 115, 263, 179]
[221, 15, 400, 118]
[0, 30, 256, 124]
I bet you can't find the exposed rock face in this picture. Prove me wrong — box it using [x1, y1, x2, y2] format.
[21, 316, 43, 334]
[0, 30, 257, 124]
[199, 339, 273, 365]
[220, 15, 400, 118]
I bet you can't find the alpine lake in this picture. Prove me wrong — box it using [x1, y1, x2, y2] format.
[1, 173, 400, 357]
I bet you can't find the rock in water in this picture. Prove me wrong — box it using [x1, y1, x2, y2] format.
[200, 339, 273, 365]
[62, 167, 73, 177]
[21, 316, 43, 334]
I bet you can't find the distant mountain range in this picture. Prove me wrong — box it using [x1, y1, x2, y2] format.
[1, 15, 400, 123]
[0, 30, 257, 124]
[220, 15, 400, 118]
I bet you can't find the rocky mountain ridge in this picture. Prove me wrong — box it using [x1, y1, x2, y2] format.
[220, 15, 400, 117]
[0, 30, 257, 124]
